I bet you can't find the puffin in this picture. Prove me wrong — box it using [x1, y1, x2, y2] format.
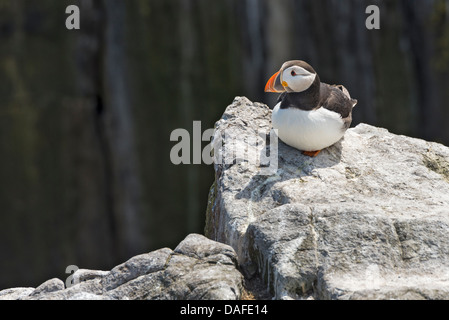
[265, 60, 357, 157]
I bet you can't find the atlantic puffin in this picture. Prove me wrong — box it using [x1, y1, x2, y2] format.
[265, 60, 357, 157]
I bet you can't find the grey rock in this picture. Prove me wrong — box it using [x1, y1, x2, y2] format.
[168, 234, 242, 300]
[101, 247, 172, 291]
[6, 234, 243, 300]
[68, 292, 112, 300]
[0, 287, 35, 300]
[72, 269, 109, 284]
[29, 278, 65, 297]
[105, 234, 243, 300]
[174, 233, 237, 265]
[206, 96, 449, 300]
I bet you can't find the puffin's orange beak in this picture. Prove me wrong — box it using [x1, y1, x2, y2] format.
[264, 71, 285, 93]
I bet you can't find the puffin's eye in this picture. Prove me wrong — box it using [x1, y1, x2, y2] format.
[291, 70, 297, 76]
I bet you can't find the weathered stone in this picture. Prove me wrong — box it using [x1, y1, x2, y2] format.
[206, 96, 449, 300]
[4, 234, 243, 300]
[174, 233, 237, 265]
[105, 234, 243, 300]
[0, 288, 35, 300]
[72, 269, 109, 284]
[29, 278, 65, 297]
[101, 247, 172, 291]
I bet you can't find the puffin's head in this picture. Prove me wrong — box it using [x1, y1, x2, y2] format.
[265, 60, 318, 93]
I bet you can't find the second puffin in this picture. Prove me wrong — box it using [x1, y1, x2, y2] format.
[265, 60, 357, 157]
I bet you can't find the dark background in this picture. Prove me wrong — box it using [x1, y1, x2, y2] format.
[0, 0, 448, 289]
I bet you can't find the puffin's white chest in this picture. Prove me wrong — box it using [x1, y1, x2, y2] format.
[271, 103, 345, 152]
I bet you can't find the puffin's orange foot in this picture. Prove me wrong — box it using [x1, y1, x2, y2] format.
[303, 150, 321, 157]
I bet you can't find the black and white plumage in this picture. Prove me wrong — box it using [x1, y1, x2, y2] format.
[265, 60, 357, 157]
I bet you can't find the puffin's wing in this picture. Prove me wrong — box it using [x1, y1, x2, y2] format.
[320, 84, 356, 129]
[334, 85, 357, 107]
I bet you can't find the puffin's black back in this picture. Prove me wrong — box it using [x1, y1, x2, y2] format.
[277, 81, 355, 129]
[319, 83, 355, 129]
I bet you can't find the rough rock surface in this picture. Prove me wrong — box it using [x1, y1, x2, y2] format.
[205, 96, 449, 300]
[0, 234, 243, 300]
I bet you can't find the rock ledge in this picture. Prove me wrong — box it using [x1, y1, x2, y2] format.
[206, 96, 449, 300]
